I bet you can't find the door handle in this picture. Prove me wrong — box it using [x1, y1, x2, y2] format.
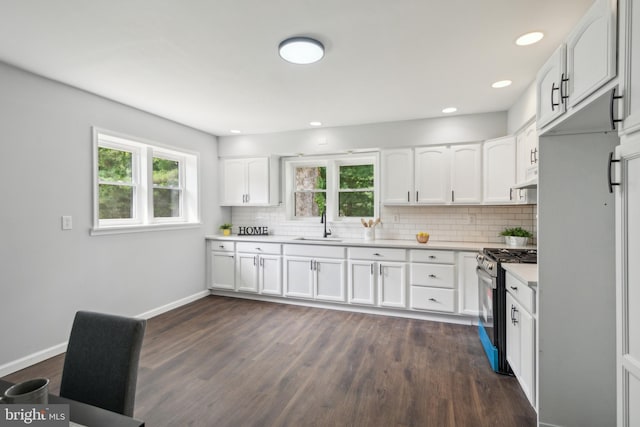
[551, 82, 560, 111]
[610, 88, 623, 131]
[608, 152, 620, 193]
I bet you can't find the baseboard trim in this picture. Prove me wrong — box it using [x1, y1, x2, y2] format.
[0, 290, 209, 377]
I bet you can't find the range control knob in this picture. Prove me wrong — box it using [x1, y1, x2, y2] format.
[487, 264, 493, 271]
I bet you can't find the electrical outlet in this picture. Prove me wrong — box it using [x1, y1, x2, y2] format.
[62, 215, 73, 230]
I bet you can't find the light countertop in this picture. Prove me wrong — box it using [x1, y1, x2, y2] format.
[503, 263, 538, 286]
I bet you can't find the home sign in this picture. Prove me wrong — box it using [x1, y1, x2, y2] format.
[238, 226, 269, 236]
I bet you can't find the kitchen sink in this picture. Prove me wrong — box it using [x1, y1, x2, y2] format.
[293, 237, 343, 242]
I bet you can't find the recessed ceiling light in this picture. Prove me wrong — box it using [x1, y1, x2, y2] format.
[309, 121, 322, 126]
[516, 31, 544, 46]
[230, 129, 241, 134]
[491, 80, 513, 89]
[442, 107, 457, 114]
[279, 37, 324, 65]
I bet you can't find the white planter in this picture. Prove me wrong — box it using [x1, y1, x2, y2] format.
[504, 236, 529, 246]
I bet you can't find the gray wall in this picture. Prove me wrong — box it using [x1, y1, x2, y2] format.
[507, 81, 536, 134]
[218, 112, 507, 157]
[0, 62, 223, 373]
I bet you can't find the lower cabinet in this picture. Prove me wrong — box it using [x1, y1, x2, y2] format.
[409, 249, 456, 313]
[209, 241, 236, 290]
[505, 272, 536, 408]
[457, 252, 479, 316]
[378, 261, 407, 308]
[235, 242, 282, 295]
[347, 247, 407, 308]
[283, 245, 346, 302]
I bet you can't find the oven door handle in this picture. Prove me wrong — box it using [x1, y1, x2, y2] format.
[476, 267, 496, 289]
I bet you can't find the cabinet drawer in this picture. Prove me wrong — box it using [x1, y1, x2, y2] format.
[410, 286, 455, 313]
[409, 250, 455, 264]
[210, 241, 235, 253]
[410, 264, 455, 288]
[284, 244, 345, 259]
[348, 247, 406, 261]
[236, 242, 281, 254]
[506, 272, 535, 314]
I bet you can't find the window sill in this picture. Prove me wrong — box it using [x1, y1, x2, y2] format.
[91, 222, 201, 236]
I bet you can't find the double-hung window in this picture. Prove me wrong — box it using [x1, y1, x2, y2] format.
[93, 128, 199, 234]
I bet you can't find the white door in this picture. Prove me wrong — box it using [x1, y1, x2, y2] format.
[315, 258, 346, 302]
[221, 158, 246, 205]
[378, 262, 406, 308]
[516, 121, 538, 184]
[210, 252, 235, 290]
[451, 144, 482, 204]
[483, 136, 516, 204]
[246, 157, 269, 204]
[348, 260, 376, 305]
[236, 253, 259, 293]
[616, 135, 640, 427]
[620, 0, 640, 135]
[457, 252, 479, 316]
[381, 149, 413, 204]
[506, 292, 521, 377]
[536, 45, 566, 128]
[284, 257, 314, 298]
[565, 0, 617, 108]
[414, 146, 450, 204]
[259, 255, 282, 295]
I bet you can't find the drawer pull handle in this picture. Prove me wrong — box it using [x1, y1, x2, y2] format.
[428, 274, 437, 278]
[373, 253, 382, 256]
[510, 286, 518, 291]
[255, 247, 262, 251]
[428, 298, 437, 302]
[428, 255, 436, 259]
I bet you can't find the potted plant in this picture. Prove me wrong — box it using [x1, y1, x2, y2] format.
[219, 223, 233, 236]
[500, 227, 533, 246]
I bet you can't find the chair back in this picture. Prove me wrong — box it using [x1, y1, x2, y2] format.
[60, 311, 146, 417]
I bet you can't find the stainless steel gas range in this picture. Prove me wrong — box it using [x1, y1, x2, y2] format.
[476, 248, 537, 374]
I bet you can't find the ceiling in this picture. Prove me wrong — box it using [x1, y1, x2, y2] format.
[0, 0, 593, 136]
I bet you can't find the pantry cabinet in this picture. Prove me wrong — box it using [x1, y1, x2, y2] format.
[483, 136, 516, 204]
[220, 156, 279, 206]
[619, 0, 640, 136]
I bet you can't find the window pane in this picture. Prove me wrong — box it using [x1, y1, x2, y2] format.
[295, 192, 326, 217]
[98, 147, 132, 183]
[339, 191, 374, 217]
[153, 157, 180, 187]
[339, 164, 373, 189]
[295, 166, 326, 191]
[153, 188, 181, 217]
[99, 184, 133, 219]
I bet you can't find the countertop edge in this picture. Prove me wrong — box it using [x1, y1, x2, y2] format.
[503, 263, 538, 286]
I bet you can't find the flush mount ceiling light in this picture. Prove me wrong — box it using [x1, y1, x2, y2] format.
[492, 80, 513, 89]
[309, 121, 323, 126]
[279, 37, 324, 64]
[230, 129, 241, 134]
[516, 31, 544, 46]
[442, 107, 457, 114]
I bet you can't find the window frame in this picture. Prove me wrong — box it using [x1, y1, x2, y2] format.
[284, 152, 379, 222]
[92, 128, 200, 235]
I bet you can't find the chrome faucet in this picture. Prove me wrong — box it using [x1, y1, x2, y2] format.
[320, 209, 332, 238]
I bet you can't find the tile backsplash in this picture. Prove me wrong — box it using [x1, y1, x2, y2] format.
[231, 204, 537, 245]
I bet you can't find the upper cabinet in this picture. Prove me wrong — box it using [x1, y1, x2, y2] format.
[516, 121, 539, 186]
[483, 136, 516, 204]
[382, 144, 481, 206]
[536, 0, 617, 131]
[220, 157, 279, 206]
[619, 0, 640, 136]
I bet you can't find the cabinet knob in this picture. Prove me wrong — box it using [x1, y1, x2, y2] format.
[428, 255, 436, 259]
[373, 253, 382, 257]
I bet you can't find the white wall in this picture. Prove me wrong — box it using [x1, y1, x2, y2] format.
[218, 112, 507, 157]
[0, 62, 224, 373]
[507, 81, 536, 134]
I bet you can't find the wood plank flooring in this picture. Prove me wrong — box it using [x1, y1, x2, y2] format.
[3, 296, 536, 426]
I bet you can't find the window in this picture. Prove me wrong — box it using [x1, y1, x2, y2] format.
[93, 128, 199, 234]
[285, 154, 378, 221]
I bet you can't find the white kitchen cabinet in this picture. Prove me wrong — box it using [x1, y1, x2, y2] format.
[516, 121, 538, 186]
[378, 261, 407, 308]
[615, 134, 640, 427]
[457, 252, 479, 316]
[381, 148, 414, 204]
[536, 45, 566, 129]
[314, 258, 347, 302]
[483, 136, 516, 204]
[414, 146, 450, 204]
[236, 252, 260, 293]
[208, 241, 235, 290]
[409, 249, 456, 313]
[619, 0, 640, 136]
[348, 260, 376, 305]
[235, 242, 282, 295]
[348, 247, 407, 307]
[506, 272, 536, 408]
[450, 144, 482, 204]
[283, 245, 346, 302]
[220, 156, 279, 206]
[283, 256, 314, 298]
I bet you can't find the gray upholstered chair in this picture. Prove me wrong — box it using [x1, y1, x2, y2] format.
[59, 311, 146, 417]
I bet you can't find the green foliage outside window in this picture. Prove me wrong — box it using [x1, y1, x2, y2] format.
[98, 147, 134, 219]
[338, 164, 374, 217]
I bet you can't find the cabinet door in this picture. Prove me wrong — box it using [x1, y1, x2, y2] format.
[615, 136, 640, 426]
[315, 258, 346, 302]
[565, 0, 617, 108]
[246, 157, 270, 204]
[537, 45, 566, 128]
[457, 252, 479, 316]
[506, 292, 521, 377]
[451, 144, 482, 204]
[516, 121, 538, 184]
[483, 136, 516, 204]
[284, 257, 314, 298]
[210, 252, 235, 290]
[221, 158, 246, 205]
[414, 146, 450, 204]
[378, 262, 406, 308]
[236, 253, 259, 293]
[348, 260, 376, 305]
[259, 255, 282, 295]
[620, 0, 640, 135]
[519, 305, 535, 406]
[381, 149, 414, 204]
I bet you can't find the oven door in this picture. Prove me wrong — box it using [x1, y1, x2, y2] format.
[476, 266, 498, 371]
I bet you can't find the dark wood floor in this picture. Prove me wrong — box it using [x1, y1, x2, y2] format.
[3, 296, 536, 426]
